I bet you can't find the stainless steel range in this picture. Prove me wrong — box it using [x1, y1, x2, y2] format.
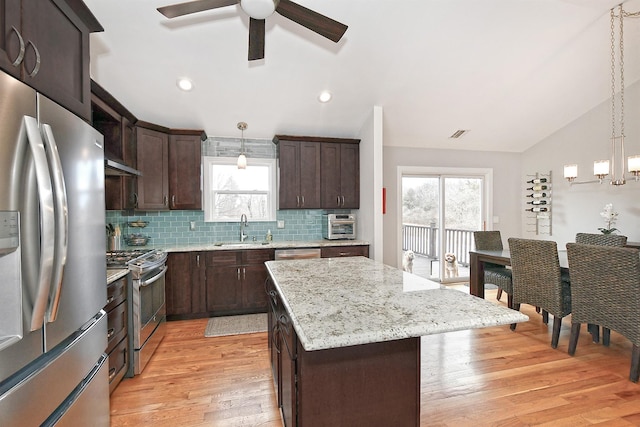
[106, 249, 167, 375]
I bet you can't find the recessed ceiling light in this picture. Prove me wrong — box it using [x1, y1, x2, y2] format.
[177, 78, 194, 91]
[318, 91, 332, 103]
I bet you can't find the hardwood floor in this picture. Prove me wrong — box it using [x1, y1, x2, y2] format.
[110, 290, 640, 426]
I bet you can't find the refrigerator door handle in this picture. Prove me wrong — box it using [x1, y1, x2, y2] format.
[41, 124, 69, 323]
[23, 116, 55, 331]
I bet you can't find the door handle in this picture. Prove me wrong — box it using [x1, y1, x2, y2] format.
[23, 116, 55, 331]
[8, 27, 25, 67]
[25, 40, 41, 78]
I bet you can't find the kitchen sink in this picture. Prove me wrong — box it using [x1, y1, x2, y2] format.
[213, 241, 270, 247]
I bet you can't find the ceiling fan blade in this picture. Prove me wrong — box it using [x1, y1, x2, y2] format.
[157, 0, 238, 19]
[248, 18, 265, 61]
[275, 0, 347, 43]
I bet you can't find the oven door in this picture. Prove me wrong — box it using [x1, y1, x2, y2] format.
[135, 265, 167, 349]
[328, 220, 356, 239]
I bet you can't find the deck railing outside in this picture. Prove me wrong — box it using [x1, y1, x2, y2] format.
[402, 223, 475, 266]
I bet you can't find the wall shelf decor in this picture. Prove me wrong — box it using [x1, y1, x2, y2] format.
[525, 171, 552, 236]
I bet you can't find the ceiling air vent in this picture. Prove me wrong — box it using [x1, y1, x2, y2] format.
[449, 129, 469, 139]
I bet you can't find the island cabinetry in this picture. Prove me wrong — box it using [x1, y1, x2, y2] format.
[105, 272, 130, 394]
[320, 141, 359, 209]
[0, 0, 102, 120]
[321, 245, 369, 258]
[165, 252, 206, 320]
[205, 249, 274, 315]
[268, 283, 420, 427]
[168, 131, 204, 210]
[275, 138, 321, 209]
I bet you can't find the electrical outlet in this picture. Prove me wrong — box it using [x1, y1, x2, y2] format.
[189, 221, 196, 231]
[277, 220, 285, 229]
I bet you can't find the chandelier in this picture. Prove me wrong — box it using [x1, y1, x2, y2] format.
[564, 5, 640, 185]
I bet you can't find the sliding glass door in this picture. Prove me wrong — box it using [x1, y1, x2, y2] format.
[401, 170, 487, 283]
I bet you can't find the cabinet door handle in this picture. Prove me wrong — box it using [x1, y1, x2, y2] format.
[336, 196, 340, 206]
[196, 255, 200, 267]
[108, 368, 117, 381]
[25, 40, 40, 77]
[163, 195, 168, 206]
[133, 193, 138, 208]
[243, 267, 246, 280]
[237, 268, 241, 281]
[8, 27, 25, 67]
[301, 196, 304, 207]
[171, 195, 176, 208]
[106, 295, 115, 305]
[296, 195, 300, 207]
[341, 195, 345, 206]
[107, 328, 115, 339]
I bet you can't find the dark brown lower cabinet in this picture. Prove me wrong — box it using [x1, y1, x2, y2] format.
[268, 283, 420, 427]
[105, 273, 130, 394]
[166, 252, 206, 320]
[320, 245, 369, 258]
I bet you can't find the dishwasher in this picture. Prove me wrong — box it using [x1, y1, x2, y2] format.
[274, 248, 321, 260]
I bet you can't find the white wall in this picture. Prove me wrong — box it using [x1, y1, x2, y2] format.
[382, 147, 522, 268]
[356, 106, 384, 261]
[521, 80, 640, 248]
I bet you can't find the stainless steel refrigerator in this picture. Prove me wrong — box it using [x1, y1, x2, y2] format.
[0, 71, 110, 426]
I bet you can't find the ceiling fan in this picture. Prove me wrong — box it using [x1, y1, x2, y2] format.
[157, 0, 348, 61]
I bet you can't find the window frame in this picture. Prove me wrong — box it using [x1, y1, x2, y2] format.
[202, 156, 277, 222]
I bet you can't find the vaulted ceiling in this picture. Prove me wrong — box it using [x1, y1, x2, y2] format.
[84, 0, 640, 152]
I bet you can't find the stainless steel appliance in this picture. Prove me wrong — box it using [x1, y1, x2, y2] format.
[322, 214, 356, 240]
[107, 249, 167, 375]
[274, 248, 321, 260]
[0, 71, 109, 426]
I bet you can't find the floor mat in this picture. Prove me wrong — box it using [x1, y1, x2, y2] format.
[204, 313, 268, 337]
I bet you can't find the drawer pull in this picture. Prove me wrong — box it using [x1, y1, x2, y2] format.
[108, 368, 117, 381]
[106, 295, 115, 305]
[107, 328, 115, 339]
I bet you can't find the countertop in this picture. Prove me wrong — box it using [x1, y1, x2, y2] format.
[125, 239, 369, 253]
[107, 268, 128, 285]
[265, 256, 529, 351]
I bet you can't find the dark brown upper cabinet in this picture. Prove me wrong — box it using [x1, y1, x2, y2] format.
[169, 131, 204, 210]
[274, 135, 360, 210]
[136, 122, 206, 211]
[1, 0, 103, 120]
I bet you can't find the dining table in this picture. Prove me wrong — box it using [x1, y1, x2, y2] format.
[469, 249, 568, 299]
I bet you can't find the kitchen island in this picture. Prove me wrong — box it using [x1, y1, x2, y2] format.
[265, 256, 528, 427]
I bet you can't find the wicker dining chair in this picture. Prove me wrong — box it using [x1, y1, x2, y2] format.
[507, 238, 572, 349]
[473, 231, 513, 308]
[575, 232, 627, 343]
[565, 243, 640, 382]
[575, 233, 627, 247]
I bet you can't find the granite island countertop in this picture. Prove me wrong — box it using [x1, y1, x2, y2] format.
[265, 256, 529, 351]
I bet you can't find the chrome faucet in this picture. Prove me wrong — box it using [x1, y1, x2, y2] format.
[240, 214, 248, 242]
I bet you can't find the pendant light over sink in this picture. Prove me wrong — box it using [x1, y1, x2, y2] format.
[237, 121, 247, 169]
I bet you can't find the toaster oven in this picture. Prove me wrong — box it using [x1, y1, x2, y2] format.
[322, 214, 356, 240]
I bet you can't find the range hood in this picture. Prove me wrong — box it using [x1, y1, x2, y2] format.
[105, 158, 143, 176]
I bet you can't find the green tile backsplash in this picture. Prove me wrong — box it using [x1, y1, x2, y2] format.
[105, 209, 347, 246]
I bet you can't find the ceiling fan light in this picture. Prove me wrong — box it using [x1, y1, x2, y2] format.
[240, 0, 278, 20]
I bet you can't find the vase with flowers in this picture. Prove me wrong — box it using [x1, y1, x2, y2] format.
[598, 203, 619, 234]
